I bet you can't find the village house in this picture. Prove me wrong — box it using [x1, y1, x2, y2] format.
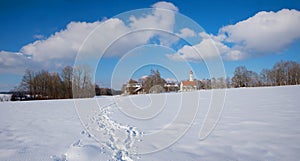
[122, 79, 143, 95]
[122, 70, 199, 95]
[164, 82, 179, 92]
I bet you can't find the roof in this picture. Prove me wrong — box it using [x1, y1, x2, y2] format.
[181, 81, 196, 86]
[164, 83, 179, 87]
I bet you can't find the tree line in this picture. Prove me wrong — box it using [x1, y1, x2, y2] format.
[199, 60, 300, 89]
[10, 60, 300, 100]
[232, 60, 300, 87]
[11, 65, 95, 100]
[122, 60, 300, 94]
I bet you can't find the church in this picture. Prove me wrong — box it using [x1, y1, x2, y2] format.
[180, 70, 197, 92]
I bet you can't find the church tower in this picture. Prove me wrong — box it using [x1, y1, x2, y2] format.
[189, 70, 193, 81]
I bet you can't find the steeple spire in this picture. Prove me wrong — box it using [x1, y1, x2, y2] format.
[189, 70, 193, 81]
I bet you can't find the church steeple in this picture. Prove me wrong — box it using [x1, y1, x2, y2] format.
[189, 70, 193, 81]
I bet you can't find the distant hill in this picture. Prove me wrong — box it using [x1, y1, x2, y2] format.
[0, 91, 13, 94]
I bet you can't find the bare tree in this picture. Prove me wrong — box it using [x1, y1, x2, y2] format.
[260, 69, 271, 86]
[149, 85, 165, 94]
[232, 66, 259, 88]
[61, 66, 73, 98]
[247, 71, 259, 87]
[21, 69, 35, 98]
[48, 72, 63, 99]
[273, 61, 285, 86]
[72, 65, 94, 98]
[232, 66, 248, 87]
[143, 69, 166, 93]
[269, 60, 300, 86]
[225, 77, 231, 88]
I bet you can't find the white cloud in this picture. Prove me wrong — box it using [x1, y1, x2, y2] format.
[152, 1, 179, 12]
[176, 28, 196, 38]
[168, 9, 300, 62]
[0, 51, 34, 74]
[167, 32, 246, 62]
[1, 1, 180, 74]
[21, 21, 103, 62]
[167, 37, 220, 62]
[129, 2, 177, 32]
[21, 2, 178, 62]
[3, 5, 300, 76]
[219, 9, 300, 54]
[199, 32, 247, 61]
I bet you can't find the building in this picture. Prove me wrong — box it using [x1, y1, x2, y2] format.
[122, 79, 143, 95]
[164, 82, 179, 92]
[122, 70, 199, 95]
[180, 70, 197, 92]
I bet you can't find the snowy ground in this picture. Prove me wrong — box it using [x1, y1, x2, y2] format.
[0, 86, 300, 161]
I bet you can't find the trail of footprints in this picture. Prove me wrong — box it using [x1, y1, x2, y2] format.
[53, 102, 143, 161]
[93, 102, 143, 161]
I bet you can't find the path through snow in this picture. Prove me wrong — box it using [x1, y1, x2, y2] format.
[63, 100, 143, 161]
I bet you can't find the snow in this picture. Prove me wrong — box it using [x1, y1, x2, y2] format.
[0, 85, 300, 161]
[0, 94, 11, 102]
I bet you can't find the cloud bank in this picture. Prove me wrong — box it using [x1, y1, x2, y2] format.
[1, 2, 300, 74]
[170, 9, 300, 62]
[0, 1, 178, 74]
[220, 9, 300, 54]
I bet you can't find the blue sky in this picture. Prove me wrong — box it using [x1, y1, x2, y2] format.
[0, 0, 300, 90]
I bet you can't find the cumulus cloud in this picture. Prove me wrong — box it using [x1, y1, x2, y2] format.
[168, 9, 300, 62]
[220, 9, 300, 54]
[2, 5, 300, 76]
[176, 28, 196, 38]
[0, 51, 33, 74]
[21, 21, 102, 62]
[167, 32, 246, 62]
[152, 1, 179, 11]
[0, 1, 180, 74]
[129, 2, 177, 33]
[0, 1, 186, 76]
[167, 36, 221, 62]
[21, 2, 179, 62]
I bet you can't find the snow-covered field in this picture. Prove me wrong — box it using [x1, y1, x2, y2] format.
[0, 86, 300, 161]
